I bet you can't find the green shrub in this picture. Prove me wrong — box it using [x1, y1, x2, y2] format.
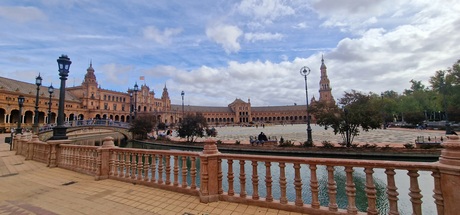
[351, 143, 359, 148]
[361, 143, 378, 149]
[303, 140, 314, 147]
[235, 140, 241, 145]
[279, 137, 284, 144]
[279, 140, 294, 147]
[403, 143, 415, 149]
[381, 144, 391, 150]
[216, 140, 223, 144]
[321, 141, 334, 148]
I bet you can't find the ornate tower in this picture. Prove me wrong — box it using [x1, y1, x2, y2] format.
[318, 56, 334, 104]
[161, 84, 171, 109]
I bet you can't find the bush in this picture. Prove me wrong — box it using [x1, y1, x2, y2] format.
[303, 140, 314, 147]
[351, 143, 359, 148]
[381, 144, 391, 150]
[321, 141, 334, 148]
[361, 143, 378, 149]
[216, 140, 223, 144]
[279, 137, 284, 144]
[403, 143, 415, 149]
[235, 140, 240, 145]
[279, 140, 294, 147]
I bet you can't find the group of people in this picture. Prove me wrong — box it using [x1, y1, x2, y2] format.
[250, 132, 268, 146]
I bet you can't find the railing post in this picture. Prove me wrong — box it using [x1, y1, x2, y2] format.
[26, 135, 39, 160]
[96, 136, 117, 181]
[199, 139, 221, 203]
[46, 139, 72, 168]
[437, 135, 460, 215]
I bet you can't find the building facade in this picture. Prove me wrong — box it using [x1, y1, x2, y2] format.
[0, 58, 334, 131]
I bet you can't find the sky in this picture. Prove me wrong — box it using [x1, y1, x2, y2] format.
[1, 0, 459, 107]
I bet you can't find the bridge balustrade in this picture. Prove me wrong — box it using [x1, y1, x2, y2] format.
[11, 134, 460, 215]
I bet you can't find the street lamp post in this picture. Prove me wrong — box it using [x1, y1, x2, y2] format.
[16, 95, 25, 134]
[129, 90, 133, 123]
[47, 84, 54, 124]
[181, 91, 185, 122]
[32, 74, 42, 134]
[381, 92, 386, 129]
[51, 55, 71, 140]
[300, 66, 312, 144]
[133, 83, 139, 119]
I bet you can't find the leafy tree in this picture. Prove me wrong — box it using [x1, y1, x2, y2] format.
[176, 113, 209, 142]
[310, 90, 382, 147]
[128, 114, 157, 140]
[157, 122, 167, 130]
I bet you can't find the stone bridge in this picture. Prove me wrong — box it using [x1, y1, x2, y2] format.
[38, 120, 132, 141]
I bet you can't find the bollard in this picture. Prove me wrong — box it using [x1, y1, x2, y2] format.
[199, 139, 221, 203]
[437, 135, 460, 215]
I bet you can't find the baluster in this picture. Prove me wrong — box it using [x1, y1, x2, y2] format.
[181, 156, 187, 188]
[143, 154, 149, 182]
[364, 167, 378, 215]
[165, 155, 171, 185]
[201, 156, 209, 196]
[294, 163, 303, 206]
[431, 170, 444, 215]
[265, 161, 273, 202]
[158, 154, 164, 184]
[109, 151, 115, 177]
[124, 152, 130, 178]
[385, 168, 399, 215]
[131, 152, 137, 180]
[252, 160, 259, 200]
[137, 153, 143, 181]
[173, 155, 179, 186]
[407, 170, 423, 215]
[95, 150, 101, 174]
[279, 162, 287, 204]
[327, 165, 338, 211]
[345, 166, 357, 214]
[309, 164, 320, 209]
[151, 154, 157, 183]
[218, 159, 223, 194]
[239, 160, 246, 198]
[190, 157, 197, 189]
[114, 151, 120, 177]
[228, 159, 235, 196]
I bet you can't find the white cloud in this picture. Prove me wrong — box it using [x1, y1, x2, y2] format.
[244, 32, 283, 42]
[237, 0, 295, 24]
[143, 26, 182, 45]
[206, 24, 242, 54]
[0, 6, 47, 23]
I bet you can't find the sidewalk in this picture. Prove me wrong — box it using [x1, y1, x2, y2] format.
[0, 134, 299, 215]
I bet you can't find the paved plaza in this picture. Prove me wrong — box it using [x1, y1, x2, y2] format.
[0, 134, 303, 215]
[205, 124, 446, 147]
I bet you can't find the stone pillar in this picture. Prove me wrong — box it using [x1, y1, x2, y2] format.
[46, 139, 73, 168]
[96, 136, 117, 180]
[18, 134, 28, 156]
[25, 135, 39, 160]
[437, 135, 460, 215]
[13, 133, 21, 152]
[199, 139, 221, 203]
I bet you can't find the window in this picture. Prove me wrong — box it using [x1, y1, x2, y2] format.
[113, 104, 117, 111]
[104, 103, 108, 110]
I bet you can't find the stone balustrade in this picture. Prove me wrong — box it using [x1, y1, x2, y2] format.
[11, 134, 460, 215]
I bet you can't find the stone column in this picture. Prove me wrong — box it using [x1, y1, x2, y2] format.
[96, 136, 117, 180]
[46, 139, 73, 168]
[437, 135, 460, 215]
[199, 139, 221, 203]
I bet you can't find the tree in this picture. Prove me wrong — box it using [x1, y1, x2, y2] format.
[176, 113, 209, 142]
[310, 90, 382, 147]
[128, 114, 157, 140]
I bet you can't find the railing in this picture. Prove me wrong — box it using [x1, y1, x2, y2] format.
[39, 119, 130, 132]
[11, 134, 460, 215]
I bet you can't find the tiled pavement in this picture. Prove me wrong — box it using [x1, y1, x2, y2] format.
[0, 134, 305, 215]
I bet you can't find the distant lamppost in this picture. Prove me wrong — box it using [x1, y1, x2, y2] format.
[300, 66, 312, 144]
[344, 108, 350, 147]
[51, 55, 71, 140]
[129, 90, 133, 123]
[47, 84, 54, 124]
[32, 73, 42, 134]
[380, 92, 386, 129]
[441, 75, 451, 134]
[181, 91, 185, 121]
[16, 95, 25, 134]
[134, 83, 139, 118]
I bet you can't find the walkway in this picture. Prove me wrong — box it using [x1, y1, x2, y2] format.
[0, 134, 302, 215]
